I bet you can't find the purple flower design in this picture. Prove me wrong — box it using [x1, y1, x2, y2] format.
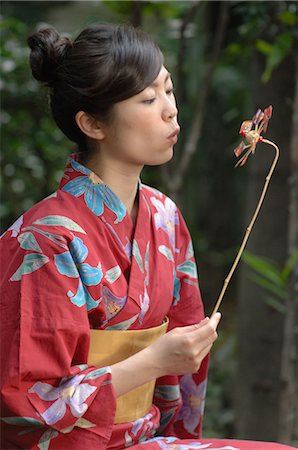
[125, 412, 157, 446]
[139, 285, 150, 324]
[102, 285, 127, 324]
[131, 412, 154, 437]
[151, 197, 179, 249]
[177, 375, 207, 434]
[28, 374, 97, 425]
[142, 437, 212, 449]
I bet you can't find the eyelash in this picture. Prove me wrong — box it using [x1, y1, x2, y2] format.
[143, 88, 175, 104]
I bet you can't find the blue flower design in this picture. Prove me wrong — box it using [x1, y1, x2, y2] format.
[62, 159, 126, 223]
[173, 269, 181, 306]
[55, 236, 102, 310]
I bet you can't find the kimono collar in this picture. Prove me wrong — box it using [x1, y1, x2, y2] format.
[58, 154, 141, 225]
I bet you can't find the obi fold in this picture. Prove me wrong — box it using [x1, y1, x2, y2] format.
[88, 318, 169, 423]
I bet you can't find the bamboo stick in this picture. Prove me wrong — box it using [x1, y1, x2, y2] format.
[211, 138, 280, 317]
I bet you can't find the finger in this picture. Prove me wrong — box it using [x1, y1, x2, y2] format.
[187, 313, 220, 336]
[178, 317, 210, 334]
[209, 312, 221, 330]
[190, 319, 218, 342]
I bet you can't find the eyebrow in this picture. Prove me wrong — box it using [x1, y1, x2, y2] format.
[151, 71, 171, 87]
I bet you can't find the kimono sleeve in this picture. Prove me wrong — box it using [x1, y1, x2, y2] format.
[154, 208, 209, 439]
[0, 221, 116, 449]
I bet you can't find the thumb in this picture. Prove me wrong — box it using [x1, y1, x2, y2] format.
[210, 312, 221, 329]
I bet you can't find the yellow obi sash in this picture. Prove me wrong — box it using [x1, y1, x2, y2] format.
[88, 318, 169, 424]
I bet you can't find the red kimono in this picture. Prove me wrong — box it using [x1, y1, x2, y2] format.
[0, 155, 294, 450]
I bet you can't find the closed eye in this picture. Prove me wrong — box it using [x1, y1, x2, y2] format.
[166, 87, 175, 96]
[143, 97, 156, 105]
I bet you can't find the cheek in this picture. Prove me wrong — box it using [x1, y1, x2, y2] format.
[124, 118, 157, 140]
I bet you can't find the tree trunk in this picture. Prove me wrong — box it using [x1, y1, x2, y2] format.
[278, 56, 298, 446]
[235, 53, 295, 441]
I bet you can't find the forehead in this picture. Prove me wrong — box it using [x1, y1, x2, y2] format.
[111, 66, 172, 114]
[150, 66, 171, 87]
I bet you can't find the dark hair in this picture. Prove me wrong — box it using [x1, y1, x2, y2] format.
[27, 23, 163, 152]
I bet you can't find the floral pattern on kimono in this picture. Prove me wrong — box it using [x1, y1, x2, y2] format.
[1, 155, 294, 450]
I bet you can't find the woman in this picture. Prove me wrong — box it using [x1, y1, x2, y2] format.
[0, 24, 294, 450]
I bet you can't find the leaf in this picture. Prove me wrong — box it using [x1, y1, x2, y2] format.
[278, 10, 298, 26]
[227, 42, 242, 57]
[1, 417, 44, 426]
[249, 274, 285, 300]
[261, 33, 294, 82]
[38, 429, 59, 450]
[74, 364, 88, 372]
[158, 407, 177, 433]
[276, 33, 294, 51]
[158, 245, 174, 262]
[18, 232, 42, 253]
[145, 241, 150, 274]
[106, 313, 139, 330]
[74, 418, 96, 429]
[23, 226, 69, 250]
[33, 216, 86, 234]
[177, 260, 198, 279]
[18, 427, 42, 436]
[264, 297, 286, 314]
[281, 249, 298, 283]
[105, 265, 121, 283]
[185, 241, 194, 259]
[60, 418, 96, 434]
[256, 39, 272, 56]
[242, 252, 282, 286]
[154, 385, 181, 402]
[132, 239, 144, 273]
[84, 367, 111, 380]
[10, 254, 49, 281]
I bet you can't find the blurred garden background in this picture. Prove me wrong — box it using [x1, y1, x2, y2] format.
[1, 0, 297, 445]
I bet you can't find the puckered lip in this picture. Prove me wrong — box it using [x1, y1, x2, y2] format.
[167, 127, 180, 139]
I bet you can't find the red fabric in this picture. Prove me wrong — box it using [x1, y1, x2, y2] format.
[131, 438, 295, 449]
[1, 156, 293, 450]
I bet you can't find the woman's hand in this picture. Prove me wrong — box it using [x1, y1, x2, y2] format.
[110, 313, 221, 397]
[148, 312, 221, 377]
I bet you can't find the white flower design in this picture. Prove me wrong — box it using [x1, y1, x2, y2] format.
[29, 374, 97, 425]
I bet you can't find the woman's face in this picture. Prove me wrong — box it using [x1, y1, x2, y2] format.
[100, 66, 179, 168]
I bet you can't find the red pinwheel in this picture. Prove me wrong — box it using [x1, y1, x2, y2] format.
[234, 105, 273, 167]
[212, 105, 279, 316]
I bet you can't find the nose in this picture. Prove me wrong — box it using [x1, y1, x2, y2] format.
[162, 96, 178, 122]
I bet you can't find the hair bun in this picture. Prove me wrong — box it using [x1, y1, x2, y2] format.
[27, 27, 72, 86]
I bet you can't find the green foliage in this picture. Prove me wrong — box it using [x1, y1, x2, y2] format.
[256, 32, 294, 82]
[243, 250, 298, 314]
[0, 16, 70, 232]
[228, 1, 298, 83]
[102, 0, 182, 19]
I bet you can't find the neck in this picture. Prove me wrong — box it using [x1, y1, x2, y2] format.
[84, 152, 142, 218]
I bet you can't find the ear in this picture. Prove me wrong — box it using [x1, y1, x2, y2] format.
[75, 111, 105, 140]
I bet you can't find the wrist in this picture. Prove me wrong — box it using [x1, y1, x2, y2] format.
[143, 343, 166, 379]
[110, 346, 163, 397]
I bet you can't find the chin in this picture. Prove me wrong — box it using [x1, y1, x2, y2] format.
[147, 148, 174, 166]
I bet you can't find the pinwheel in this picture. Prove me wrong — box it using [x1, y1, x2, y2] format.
[234, 105, 273, 167]
[212, 105, 279, 316]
